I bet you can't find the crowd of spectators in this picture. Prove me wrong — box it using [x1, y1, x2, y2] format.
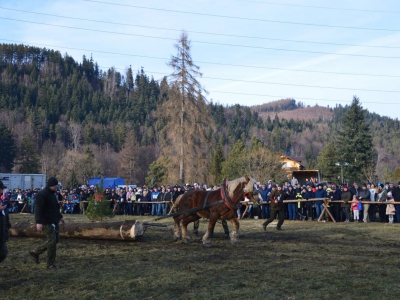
[252, 179, 400, 224]
[1, 178, 400, 224]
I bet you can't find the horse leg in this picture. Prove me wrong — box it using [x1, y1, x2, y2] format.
[181, 217, 192, 244]
[203, 214, 218, 247]
[182, 215, 200, 244]
[173, 217, 182, 241]
[229, 218, 240, 246]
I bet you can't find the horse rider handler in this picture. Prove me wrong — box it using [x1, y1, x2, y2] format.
[262, 184, 285, 231]
[0, 180, 11, 263]
[29, 177, 65, 270]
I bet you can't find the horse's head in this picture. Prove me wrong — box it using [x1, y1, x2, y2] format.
[227, 176, 260, 202]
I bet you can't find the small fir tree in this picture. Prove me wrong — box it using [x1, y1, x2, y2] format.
[86, 185, 114, 221]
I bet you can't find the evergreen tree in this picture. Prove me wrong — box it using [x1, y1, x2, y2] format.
[125, 66, 134, 101]
[16, 135, 41, 173]
[316, 141, 338, 182]
[304, 144, 317, 169]
[336, 97, 375, 183]
[67, 169, 79, 189]
[391, 167, 400, 183]
[86, 185, 114, 221]
[221, 140, 247, 179]
[78, 146, 100, 185]
[0, 124, 17, 172]
[146, 160, 168, 186]
[119, 130, 139, 184]
[209, 141, 225, 185]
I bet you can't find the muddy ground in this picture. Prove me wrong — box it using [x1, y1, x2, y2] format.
[1, 214, 400, 300]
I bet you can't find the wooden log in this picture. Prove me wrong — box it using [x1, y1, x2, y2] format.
[9, 220, 152, 241]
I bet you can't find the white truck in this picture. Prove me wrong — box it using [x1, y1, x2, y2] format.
[0, 173, 46, 191]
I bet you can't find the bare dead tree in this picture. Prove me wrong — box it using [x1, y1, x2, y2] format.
[68, 122, 82, 152]
[167, 31, 212, 183]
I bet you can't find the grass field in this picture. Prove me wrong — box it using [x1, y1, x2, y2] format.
[2, 214, 400, 300]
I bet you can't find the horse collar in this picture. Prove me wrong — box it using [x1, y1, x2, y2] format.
[220, 178, 240, 211]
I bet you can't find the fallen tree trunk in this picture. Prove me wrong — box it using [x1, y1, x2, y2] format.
[9, 220, 156, 241]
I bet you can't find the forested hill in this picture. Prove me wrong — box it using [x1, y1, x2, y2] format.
[1, 44, 399, 186]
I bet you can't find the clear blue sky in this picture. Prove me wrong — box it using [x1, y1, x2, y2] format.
[1, 0, 400, 119]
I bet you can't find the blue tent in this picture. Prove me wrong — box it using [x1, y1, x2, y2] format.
[88, 177, 102, 187]
[103, 178, 125, 189]
[88, 177, 125, 189]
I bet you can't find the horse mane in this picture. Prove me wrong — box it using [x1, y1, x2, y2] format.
[227, 177, 248, 196]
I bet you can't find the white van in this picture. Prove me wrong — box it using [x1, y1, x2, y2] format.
[116, 184, 137, 190]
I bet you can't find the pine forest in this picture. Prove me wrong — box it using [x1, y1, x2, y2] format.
[1, 40, 399, 188]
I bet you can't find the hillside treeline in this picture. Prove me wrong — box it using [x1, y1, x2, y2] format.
[0, 44, 399, 187]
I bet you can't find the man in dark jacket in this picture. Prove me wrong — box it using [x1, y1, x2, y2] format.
[358, 184, 371, 222]
[0, 180, 11, 263]
[315, 184, 327, 221]
[285, 185, 297, 220]
[340, 186, 352, 222]
[393, 182, 400, 223]
[262, 184, 285, 231]
[29, 177, 65, 270]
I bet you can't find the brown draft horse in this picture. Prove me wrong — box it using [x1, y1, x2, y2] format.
[173, 176, 259, 247]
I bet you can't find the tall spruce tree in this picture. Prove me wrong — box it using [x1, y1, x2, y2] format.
[336, 97, 375, 183]
[316, 141, 338, 182]
[0, 124, 16, 172]
[17, 135, 41, 173]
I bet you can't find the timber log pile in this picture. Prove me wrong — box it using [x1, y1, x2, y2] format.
[9, 220, 152, 241]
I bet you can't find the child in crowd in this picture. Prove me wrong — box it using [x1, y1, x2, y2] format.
[386, 191, 395, 224]
[351, 195, 359, 222]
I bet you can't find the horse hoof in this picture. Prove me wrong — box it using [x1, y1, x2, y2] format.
[203, 243, 212, 248]
[230, 241, 237, 246]
[182, 239, 190, 244]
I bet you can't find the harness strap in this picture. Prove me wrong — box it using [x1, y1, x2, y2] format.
[203, 191, 212, 209]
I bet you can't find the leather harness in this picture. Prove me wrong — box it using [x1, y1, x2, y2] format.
[220, 178, 241, 211]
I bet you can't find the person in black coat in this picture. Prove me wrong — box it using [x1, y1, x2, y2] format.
[303, 186, 315, 221]
[0, 180, 11, 264]
[29, 177, 65, 270]
[330, 186, 342, 221]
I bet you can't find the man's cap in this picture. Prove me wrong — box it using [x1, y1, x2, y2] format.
[47, 177, 58, 187]
[194, 183, 198, 186]
[0, 180, 6, 189]
[398, 181, 400, 185]
[185, 183, 190, 186]
[278, 183, 283, 188]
